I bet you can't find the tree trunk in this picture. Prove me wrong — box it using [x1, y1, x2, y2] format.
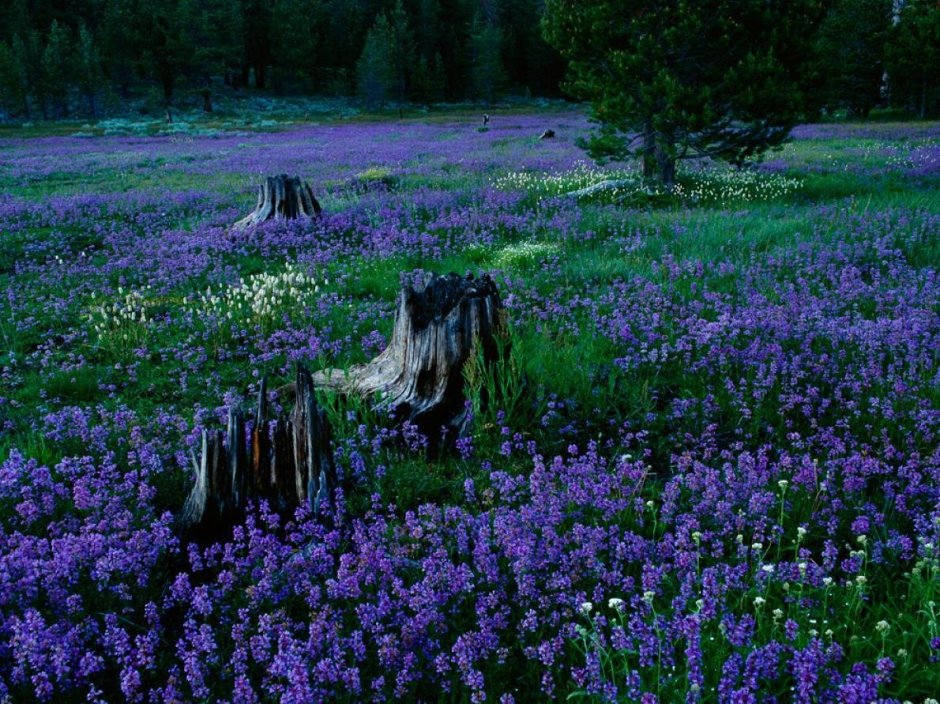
[178, 367, 338, 542]
[202, 80, 213, 113]
[232, 174, 322, 230]
[642, 121, 657, 181]
[311, 273, 504, 446]
[161, 70, 174, 105]
[921, 69, 928, 119]
[657, 144, 676, 190]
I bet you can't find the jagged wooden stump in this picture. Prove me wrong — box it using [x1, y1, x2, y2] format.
[313, 272, 504, 444]
[232, 174, 322, 230]
[178, 367, 337, 541]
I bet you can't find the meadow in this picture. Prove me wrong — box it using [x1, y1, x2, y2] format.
[0, 109, 938, 702]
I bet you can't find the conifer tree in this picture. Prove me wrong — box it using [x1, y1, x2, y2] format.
[42, 21, 71, 117]
[543, 0, 827, 186]
[469, 14, 506, 103]
[356, 14, 394, 106]
[76, 24, 102, 117]
[886, 0, 940, 117]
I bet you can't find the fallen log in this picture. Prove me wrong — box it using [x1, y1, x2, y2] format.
[232, 174, 322, 230]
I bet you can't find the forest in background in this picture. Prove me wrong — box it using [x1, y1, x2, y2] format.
[0, 0, 937, 120]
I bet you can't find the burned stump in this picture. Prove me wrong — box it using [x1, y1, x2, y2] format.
[313, 273, 504, 444]
[232, 174, 322, 231]
[178, 367, 338, 542]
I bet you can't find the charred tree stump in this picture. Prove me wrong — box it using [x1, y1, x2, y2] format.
[178, 366, 337, 541]
[313, 273, 504, 445]
[232, 174, 322, 231]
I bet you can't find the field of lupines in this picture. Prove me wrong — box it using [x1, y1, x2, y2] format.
[0, 109, 938, 702]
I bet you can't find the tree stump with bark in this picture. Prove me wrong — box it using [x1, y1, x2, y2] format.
[312, 272, 504, 445]
[232, 174, 322, 231]
[178, 367, 338, 542]
[178, 274, 505, 539]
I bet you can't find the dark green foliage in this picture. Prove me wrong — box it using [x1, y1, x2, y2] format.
[0, 41, 25, 116]
[0, 0, 564, 113]
[6, 0, 936, 119]
[411, 52, 447, 105]
[75, 24, 102, 116]
[240, 0, 274, 89]
[886, 0, 940, 118]
[814, 0, 892, 118]
[42, 20, 72, 117]
[356, 14, 395, 106]
[386, 0, 415, 104]
[271, 0, 323, 92]
[178, 0, 243, 106]
[542, 0, 829, 186]
[469, 14, 507, 102]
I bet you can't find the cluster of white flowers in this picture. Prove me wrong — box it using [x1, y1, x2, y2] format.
[192, 264, 323, 327]
[493, 162, 628, 198]
[496, 161, 800, 206]
[87, 286, 155, 342]
[673, 169, 801, 204]
[492, 241, 559, 269]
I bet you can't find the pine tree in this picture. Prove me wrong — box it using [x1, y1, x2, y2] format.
[357, 14, 394, 106]
[241, 0, 274, 88]
[0, 0, 30, 45]
[271, 0, 323, 92]
[101, 0, 138, 99]
[16, 31, 44, 119]
[75, 24, 102, 117]
[469, 14, 506, 102]
[387, 0, 415, 104]
[42, 20, 72, 118]
[886, 0, 940, 118]
[815, 0, 893, 117]
[543, 0, 827, 187]
[179, 0, 243, 110]
[413, 51, 446, 104]
[1, 36, 31, 117]
[416, 0, 442, 62]
[0, 42, 20, 117]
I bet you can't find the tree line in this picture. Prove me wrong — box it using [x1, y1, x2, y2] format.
[0, 0, 563, 118]
[0, 0, 937, 120]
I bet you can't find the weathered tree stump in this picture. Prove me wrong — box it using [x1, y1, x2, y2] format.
[539, 129, 555, 140]
[312, 272, 504, 444]
[178, 366, 337, 541]
[232, 174, 322, 230]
